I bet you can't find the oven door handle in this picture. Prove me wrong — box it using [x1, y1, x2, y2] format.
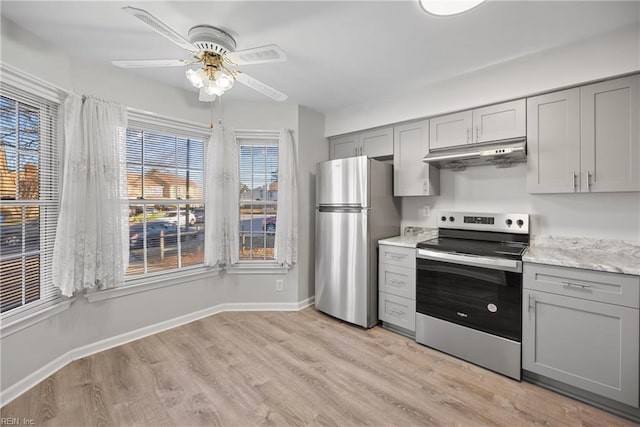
[416, 248, 522, 273]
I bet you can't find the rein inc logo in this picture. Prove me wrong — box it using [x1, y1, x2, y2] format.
[1, 419, 35, 425]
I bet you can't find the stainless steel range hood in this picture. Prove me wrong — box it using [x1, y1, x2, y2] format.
[422, 138, 527, 170]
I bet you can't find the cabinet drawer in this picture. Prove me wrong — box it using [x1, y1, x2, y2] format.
[379, 245, 415, 269]
[524, 263, 640, 308]
[379, 292, 416, 332]
[379, 264, 416, 299]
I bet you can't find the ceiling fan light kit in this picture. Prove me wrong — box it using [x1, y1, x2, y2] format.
[114, 6, 288, 103]
[418, 0, 486, 16]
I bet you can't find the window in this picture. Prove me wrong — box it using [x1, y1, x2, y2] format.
[0, 87, 59, 317]
[125, 122, 206, 277]
[238, 137, 279, 261]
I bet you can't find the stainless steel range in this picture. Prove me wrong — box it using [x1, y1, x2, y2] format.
[415, 211, 529, 380]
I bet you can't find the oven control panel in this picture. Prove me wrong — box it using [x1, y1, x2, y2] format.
[438, 211, 529, 234]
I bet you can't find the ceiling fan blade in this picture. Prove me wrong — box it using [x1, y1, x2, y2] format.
[198, 88, 217, 102]
[236, 72, 288, 102]
[226, 44, 287, 65]
[111, 59, 191, 68]
[123, 6, 198, 53]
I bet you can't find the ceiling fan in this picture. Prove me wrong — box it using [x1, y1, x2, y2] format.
[112, 6, 288, 102]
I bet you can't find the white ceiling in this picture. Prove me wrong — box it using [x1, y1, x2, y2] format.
[1, 1, 638, 113]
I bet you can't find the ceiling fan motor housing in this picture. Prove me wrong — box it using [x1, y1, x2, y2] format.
[188, 25, 237, 54]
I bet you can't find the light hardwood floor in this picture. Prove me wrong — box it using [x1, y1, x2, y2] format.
[1, 308, 636, 426]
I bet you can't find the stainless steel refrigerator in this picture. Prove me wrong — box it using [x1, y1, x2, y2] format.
[315, 156, 400, 328]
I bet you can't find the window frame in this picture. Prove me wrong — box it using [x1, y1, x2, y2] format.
[0, 63, 67, 323]
[234, 130, 281, 266]
[124, 110, 211, 282]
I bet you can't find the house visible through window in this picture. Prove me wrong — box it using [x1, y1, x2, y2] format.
[239, 139, 278, 261]
[126, 128, 205, 276]
[0, 91, 59, 316]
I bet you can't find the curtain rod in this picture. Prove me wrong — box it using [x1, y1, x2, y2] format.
[234, 128, 292, 133]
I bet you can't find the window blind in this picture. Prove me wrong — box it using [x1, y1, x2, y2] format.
[125, 115, 209, 278]
[0, 83, 61, 320]
[237, 136, 279, 261]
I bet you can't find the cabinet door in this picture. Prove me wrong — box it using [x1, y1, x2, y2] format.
[473, 99, 526, 143]
[527, 88, 581, 194]
[330, 133, 360, 159]
[360, 127, 393, 158]
[523, 289, 639, 407]
[429, 111, 472, 150]
[393, 120, 440, 197]
[581, 75, 640, 192]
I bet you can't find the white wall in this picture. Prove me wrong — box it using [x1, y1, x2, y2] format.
[325, 23, 640, 137]
[401, 164, 640, 241]
[0, 16, 71, 89]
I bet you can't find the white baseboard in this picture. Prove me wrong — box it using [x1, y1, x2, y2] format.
[0, 352, 71, 408]
[70, 303, 226, 361]
[1, 298, 314, 407]
[222, 296, 315, 312]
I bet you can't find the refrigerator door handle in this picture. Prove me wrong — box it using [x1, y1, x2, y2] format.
[318, 205, 365, 213]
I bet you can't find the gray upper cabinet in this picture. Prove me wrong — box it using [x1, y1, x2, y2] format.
[393, 120, 439, 197]
[329, 133, 360, 159]
[473, 99, 526, 143]
[527, 88, 581, 193]
[581, 75, 639, 192]
[429, 99, 525, 150]
[360, 127, 393, 158]
[329, 127, 393, 160]
[528, 75, 640, 194]
[429, 110, 472, 150]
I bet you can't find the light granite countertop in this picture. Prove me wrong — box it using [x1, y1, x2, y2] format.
[523, 236, 640, 276]
[378, 227, 438, 248]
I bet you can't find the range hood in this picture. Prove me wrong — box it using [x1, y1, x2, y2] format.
[422, 138, 527, 170]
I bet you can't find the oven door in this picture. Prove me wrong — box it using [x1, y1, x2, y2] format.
[416, 249, 522, 341]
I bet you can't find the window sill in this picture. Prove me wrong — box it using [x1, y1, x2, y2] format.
[226, 262, 290, 275]
[0, 298, 75, 339]
[86, 267, 222, 303]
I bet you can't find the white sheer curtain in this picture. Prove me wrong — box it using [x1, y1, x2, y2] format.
[205, 125, 239, 267]
[275, 129, 298, 266]
[53, 95, 128, 297]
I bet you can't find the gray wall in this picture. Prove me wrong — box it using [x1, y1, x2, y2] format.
[0, 18, 326, 394]
[297, 107, 329, 301]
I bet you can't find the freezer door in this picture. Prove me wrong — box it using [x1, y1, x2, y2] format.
[316, 156, 369, 207]
[315, 208, 371, 327]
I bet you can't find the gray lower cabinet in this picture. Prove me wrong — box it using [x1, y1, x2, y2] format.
[523, 263, 640, 408]
[378, 244, 416, 334]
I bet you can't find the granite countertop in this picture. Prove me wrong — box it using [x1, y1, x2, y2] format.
[523, 236, 640, 276]
[378, 226, 438, 248]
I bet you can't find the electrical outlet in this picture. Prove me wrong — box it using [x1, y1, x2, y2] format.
[276, 280, 284, 292]
[422, 205, 431, 217]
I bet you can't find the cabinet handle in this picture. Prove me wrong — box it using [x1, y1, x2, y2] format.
[360, 146, 363, 155]
[466, 128, 470, 143]
[388, 279, 406, 286]
[572, 172, 577, 190]
[528, 294, 535, 312]
[562, 281, 592, 289]
[475, 125, 480, 142]
[587, 171, 593, 189]
[390, 308, 405, 316]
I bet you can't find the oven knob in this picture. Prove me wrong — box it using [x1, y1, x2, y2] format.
[449, 216, 455, 222]
[517, 219, 524, 227]
[441, 216, 447, 222]
[506, 219, 513, 226]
